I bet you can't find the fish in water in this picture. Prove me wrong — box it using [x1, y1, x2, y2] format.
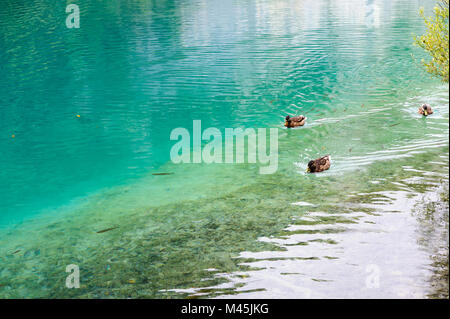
[285, 115, 306, 128]
[152, 173, 174, 176]
[418, 103, 433, 116]
[12, 249, 21, 254]
[306, 155, 331, 173]
[96, 227, 118, 234]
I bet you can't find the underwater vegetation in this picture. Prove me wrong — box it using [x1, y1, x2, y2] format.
[0, 145, 448, 298]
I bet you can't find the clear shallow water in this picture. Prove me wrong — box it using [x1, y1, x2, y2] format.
[0, 0, 448, 298]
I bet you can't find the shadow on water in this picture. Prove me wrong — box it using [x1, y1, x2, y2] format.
[414, 184, 449, 299]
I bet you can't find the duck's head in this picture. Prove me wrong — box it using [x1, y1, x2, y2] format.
[422, 104, 429, 116]
[306, 160, 314, 173]
[285, 115, 290, 127]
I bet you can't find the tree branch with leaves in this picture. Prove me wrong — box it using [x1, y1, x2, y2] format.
[414, 0, 449, 83]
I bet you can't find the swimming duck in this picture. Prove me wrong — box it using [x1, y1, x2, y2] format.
[418, 104, 433, 116]
[306, 155, 331, 173]
[285, 115, 306, 128]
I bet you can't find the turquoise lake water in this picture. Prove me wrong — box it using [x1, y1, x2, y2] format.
[0, 0, 448, 298]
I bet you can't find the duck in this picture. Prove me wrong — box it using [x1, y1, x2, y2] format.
[285, 115, 306, 128]
[306, 155, 331, 173]
[418, 103, 433, 116]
